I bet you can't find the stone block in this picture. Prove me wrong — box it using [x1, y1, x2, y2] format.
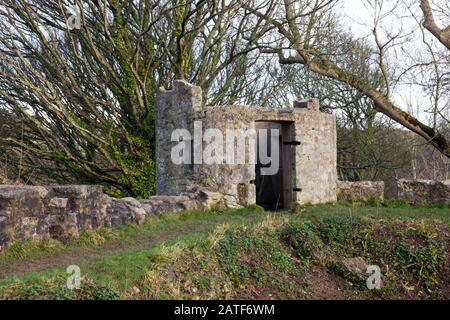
[397, 179, 450, 205]
[294, 98, 320, 111]
[337, 181, 385, 202]
[106, 197, 146, 227]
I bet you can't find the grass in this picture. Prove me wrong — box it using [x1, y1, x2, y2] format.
[292, 201, 450, 222]
[0, 202, 448, 300]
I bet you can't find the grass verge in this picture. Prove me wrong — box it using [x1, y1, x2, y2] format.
[0, 203, 448, 300]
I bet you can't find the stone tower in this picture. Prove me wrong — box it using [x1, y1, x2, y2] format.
[156, 80, 337, 209]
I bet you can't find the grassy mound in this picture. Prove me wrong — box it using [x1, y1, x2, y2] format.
[126, 215, 449, 299]
[0, 205, 449, 300]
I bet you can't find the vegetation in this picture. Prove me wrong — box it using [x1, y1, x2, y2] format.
[0, 1, 448, 195]
[0, 0, 447, 302]
[0, 204, 448, 300]
[0, 276, 119, 300]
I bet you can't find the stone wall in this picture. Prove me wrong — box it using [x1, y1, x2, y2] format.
[337, 181, 385, 202]
[0, 185, 224, 252]
[156, 81, 203, 196]
[193, 105, 257, 208]
[397, 179, 450, 205]
[197, 103, 337, 206]
[293, 106, 337, 204]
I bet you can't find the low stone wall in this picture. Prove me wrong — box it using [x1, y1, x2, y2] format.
[0, 185, 225, 252]
[397, 179, 450, 205]
[337, 181, 385, 202]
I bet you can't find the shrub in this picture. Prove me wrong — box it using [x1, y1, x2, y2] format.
[281, 221, 324, 262]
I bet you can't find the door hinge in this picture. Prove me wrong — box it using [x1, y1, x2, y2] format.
[283, 141, 301, 146]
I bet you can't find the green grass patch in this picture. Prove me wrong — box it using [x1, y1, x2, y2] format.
[2, 239, 64, 260]
[0, 203, 448, 300]
[0, 276, 119, 300]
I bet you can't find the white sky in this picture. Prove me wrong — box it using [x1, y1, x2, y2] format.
[340, 0, 449, 124]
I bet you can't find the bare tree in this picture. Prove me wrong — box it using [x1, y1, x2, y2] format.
[245, 0, 450, 158]
[0, 0, 277, 195]
[421, 0, 450, 50]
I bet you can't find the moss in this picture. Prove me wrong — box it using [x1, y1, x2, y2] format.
[331, 261, 367, 289]
[245, 204, 265, 213]
[108, 133, 155, 198]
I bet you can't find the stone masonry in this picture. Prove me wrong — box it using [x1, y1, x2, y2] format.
[156, 80, 338, 207]
[337, 181, 385, 202]
[0, 185, 224, 251]
[397, 179, 450, 205]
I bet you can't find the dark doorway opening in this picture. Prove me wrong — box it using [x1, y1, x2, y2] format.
[255, 121, 295, 211]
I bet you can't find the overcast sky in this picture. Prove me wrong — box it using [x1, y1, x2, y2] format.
[340, 0, 449, 124]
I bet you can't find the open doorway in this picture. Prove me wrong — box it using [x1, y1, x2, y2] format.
[255, 121, 295, 211]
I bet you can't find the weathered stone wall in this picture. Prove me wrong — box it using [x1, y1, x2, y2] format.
[293, 107, 337, 204]
[397, 179, 450, 205]
[193, 106, 258, 208]
[0, 185, 224, 252]
[337, 181, 385, 202]
[155, 81, 338, 207]
[156, 81, 203, 195]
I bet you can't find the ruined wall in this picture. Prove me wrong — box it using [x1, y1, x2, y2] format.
[0, 185, 224, 252]
[337, 181, 385, 202]
[193, 106, 257, 208]
[292, 104, 337, 204]
[156, 81, 203, 195]
[155, 81, 338, 207]
[397, 179, 450, 205]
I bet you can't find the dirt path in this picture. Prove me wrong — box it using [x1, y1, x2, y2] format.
[0, 218, 234, 280]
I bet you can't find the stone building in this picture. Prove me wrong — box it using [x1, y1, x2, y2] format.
[156, 80, 337, 210]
